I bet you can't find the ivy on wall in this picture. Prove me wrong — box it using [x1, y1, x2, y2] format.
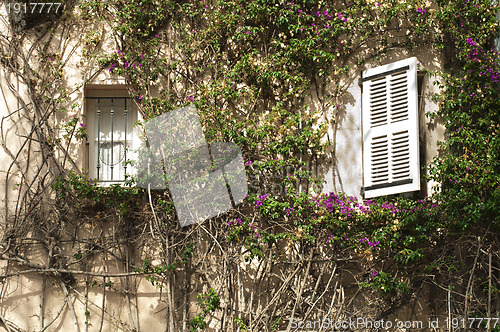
[0, 0, 498, 330]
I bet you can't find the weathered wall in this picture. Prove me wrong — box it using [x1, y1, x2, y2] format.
[0, 4, 451, 332]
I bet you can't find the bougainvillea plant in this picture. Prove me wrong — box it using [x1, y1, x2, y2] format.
[0, 0, 498, 330]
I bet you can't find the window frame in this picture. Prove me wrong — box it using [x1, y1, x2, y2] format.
[360, 57, 421, 198]
[84, 86, 140, 185]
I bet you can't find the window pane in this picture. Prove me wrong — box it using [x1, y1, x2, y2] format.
[89, 98, 135, 182]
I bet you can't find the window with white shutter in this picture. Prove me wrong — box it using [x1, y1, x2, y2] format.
[361, 57, 420, 198]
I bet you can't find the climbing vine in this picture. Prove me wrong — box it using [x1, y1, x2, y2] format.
[0, 0, 498, 331]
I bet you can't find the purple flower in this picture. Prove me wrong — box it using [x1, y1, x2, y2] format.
[124, 62, 129, 69]
[109, 64, 116, 73]
[466, 38, 475, 46]
[371, 270, 378, 278]
[187, 96, 194, 102]
[417, 8, 426, 13]
[138, 94, 143, 100]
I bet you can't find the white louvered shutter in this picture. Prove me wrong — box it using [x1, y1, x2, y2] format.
[361, 57, 420, 198]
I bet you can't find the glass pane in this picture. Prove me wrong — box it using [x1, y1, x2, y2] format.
[92, 98, 134, 182]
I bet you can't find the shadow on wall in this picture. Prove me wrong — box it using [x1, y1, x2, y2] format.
[319, 47, 444, 199]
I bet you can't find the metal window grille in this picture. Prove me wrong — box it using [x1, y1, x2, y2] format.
[86, 97, 132, 182]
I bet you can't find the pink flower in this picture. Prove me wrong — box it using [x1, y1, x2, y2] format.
[109, 64, 116, 73]
[139, 94, 143, 100]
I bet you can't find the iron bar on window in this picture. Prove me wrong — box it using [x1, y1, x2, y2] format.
[124, 99, 127, 176]
[86, 97, 131, 182]
[97, 98, 101, 180]
[110, 98, 114, 180]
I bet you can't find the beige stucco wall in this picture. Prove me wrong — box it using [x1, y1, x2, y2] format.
[0, 4, 448, 332]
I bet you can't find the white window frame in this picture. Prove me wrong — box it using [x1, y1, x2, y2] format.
[361, 57, 420, 198]
[85, 87, 140, 185]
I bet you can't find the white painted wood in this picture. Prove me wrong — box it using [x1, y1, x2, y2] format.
[362, 57, 420, 198]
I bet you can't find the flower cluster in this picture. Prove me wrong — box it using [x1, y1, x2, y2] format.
[227, 218, 264, 242]
[227, 218, 242, 226]
[360, 237, 380, 250]
[253, 194, 267, 207]
[249, 223, 263, 239]
[314, 193, 372, 218]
